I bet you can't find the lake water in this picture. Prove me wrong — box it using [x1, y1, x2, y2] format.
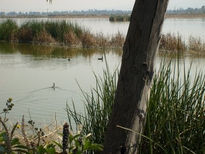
[0, 17, 205, 125]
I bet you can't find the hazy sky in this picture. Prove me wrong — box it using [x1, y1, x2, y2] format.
[0, 0, 204, 12]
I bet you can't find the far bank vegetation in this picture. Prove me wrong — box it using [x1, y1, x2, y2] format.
[0, 20, 204, 53]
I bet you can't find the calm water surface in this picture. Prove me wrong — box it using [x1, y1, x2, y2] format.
[0, 17, 205, 124]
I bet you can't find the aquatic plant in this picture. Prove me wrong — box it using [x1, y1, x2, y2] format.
[66, 61, 118, 144]
[139, 61, 205, 154]
[80, 31, 96, 48]
[66, 59, 205, 154]
[0, 20, 18, 41]
[63, 31, 80, 46]
[95, 33, 109, 48]
[0, 20, 205, 52]
[189, 36, 205, 52]
[159, 33, 186, 52]
[33, 30, 55, 44]
[110, 32, 125, 47]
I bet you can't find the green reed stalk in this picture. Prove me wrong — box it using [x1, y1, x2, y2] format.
[66, 59, 118, 144]
[139, 61, 205, 154]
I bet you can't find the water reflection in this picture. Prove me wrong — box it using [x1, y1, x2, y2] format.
[1, 41, 205, 124]
[0, 42, 122, 124]
[0, 42, 122, 58]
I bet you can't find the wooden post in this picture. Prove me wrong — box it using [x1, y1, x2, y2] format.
[103, 0, 169, 153]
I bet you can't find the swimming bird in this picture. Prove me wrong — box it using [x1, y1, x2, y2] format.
[68, 58, 71, 61]
[98, 56, 103, 61]
[51, 83, 56, 89]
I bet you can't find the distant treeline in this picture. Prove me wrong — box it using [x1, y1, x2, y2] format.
[0, 6, 204, 17]
[167, 6, 205, 14]
[0, 10, 131, 17]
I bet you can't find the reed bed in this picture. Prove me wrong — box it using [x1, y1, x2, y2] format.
[0, 20, 124, 48]
[66, 59, 205, 153]
[66, 60, 118, 145]
[0, 20, 204, 53]
[139, 62, 205, 154]
[189, 36, 205, 53]
[160, 33, 186, 52]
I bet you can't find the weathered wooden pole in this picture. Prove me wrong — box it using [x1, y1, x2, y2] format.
[103, 0, 169, 153]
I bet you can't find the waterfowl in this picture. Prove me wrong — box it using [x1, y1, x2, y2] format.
[98, 56, 103, 61]
[51, 83, 56, 89]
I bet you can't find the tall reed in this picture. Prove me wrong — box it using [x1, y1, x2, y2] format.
[189, 36, 205, 52]
[66, 58, 205, 154]
[0, 20, 18, 41]
[139, 61, 205, 154]
[66, 60, 118, 144]
[159, 33, 186, 52]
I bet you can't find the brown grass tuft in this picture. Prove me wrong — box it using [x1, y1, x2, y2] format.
[33, 31, 55, 44]
[18, 27, 33, 42]
[95, 33, 109, 48]
[63, 31, 80, 46]
[189, 36, 205, 52]
[159, 33, 186, 52]
[110, 32, 125, 47]
[81, 31, 96, 48]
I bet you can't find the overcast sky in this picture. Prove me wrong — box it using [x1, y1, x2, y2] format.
[0, 0, 204, 12]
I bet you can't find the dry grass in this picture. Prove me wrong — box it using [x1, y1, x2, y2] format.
[63, 31, 80, 46]
[95, 33, 109, 48]
[159, 33, 186, 52]
[33, 31, 55, 44]
[110, 32, 125, 47]
[18, 27, 33, 42]
[189, 36, 205, 52]
[81, 31, 96, 48]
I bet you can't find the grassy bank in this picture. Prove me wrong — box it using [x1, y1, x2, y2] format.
[0, 20, 124, 49]
[139, 62, 205, 153]
[0, 20, 204, 53]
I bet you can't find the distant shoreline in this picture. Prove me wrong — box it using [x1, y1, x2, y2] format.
[0, 13, 205, 19]
[165, 13, 205, 18]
